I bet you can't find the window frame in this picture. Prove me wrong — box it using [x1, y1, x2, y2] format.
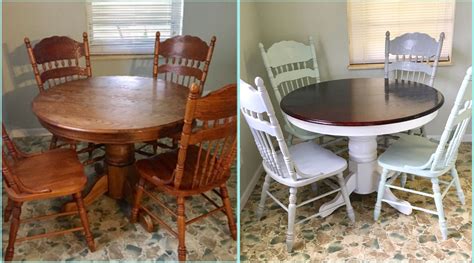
[85, 0, 184, 56]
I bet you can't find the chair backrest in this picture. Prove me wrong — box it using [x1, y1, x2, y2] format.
[173, 83, 237, 190]
[240, 77, 297, 181]
[259, 36, 321, 102]
[430, 66, 472, 171]
[25, 33, 92, 93]
[153, 32, 216, 93]
[384, 31, 444, 87]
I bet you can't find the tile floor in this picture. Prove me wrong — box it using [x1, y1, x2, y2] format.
[241, 141, 472, 262]
[2, 136, 237, 261]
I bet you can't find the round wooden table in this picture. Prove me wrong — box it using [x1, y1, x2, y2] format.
[32, 76, 188, 228]
[280, 78, 444, 216]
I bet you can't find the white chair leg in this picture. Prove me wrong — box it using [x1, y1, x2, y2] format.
[374, 168, 389, 220]
[432, 178, 448, 240]
[286, 187, 297, 252]
[451, 167, 465, 205]
[420, 126, 427, 137]
[400, 173, 407, 187]
[310, 182, 318, 193]
[286, 134, 294, 145]
[336, 173, 355, 222]
[256, 174, 272, 220]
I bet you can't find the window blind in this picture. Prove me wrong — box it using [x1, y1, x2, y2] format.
[86, 0, 183, 55]
[347, 0, 455, 64]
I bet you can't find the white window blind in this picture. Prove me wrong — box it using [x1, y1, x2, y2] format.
[86, 0, 183, 55]
[347, 0, 455, 64]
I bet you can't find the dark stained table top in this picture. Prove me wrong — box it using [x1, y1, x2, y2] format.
[280, 78, 444, 126]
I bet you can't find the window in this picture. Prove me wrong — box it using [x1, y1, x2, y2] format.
[347, 0, 455, 65]
[86, 0, 183, 55]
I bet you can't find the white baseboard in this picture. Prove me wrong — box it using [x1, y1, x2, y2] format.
[10, 128, 50, 138]
[240, 164, 263, 211]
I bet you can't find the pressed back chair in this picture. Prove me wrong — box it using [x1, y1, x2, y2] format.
[384, 31, 444, 138]
[131, 83, 237, 261]
[2, 124, 95, 261]
[136, 32, 217, 156]
[374, 66, 472, 240]
[24, 33, 103, 164]
[240, 77, 355, 252]
[259, 37, 345, 149]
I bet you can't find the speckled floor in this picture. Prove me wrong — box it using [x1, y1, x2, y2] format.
[2, 135, 236, 261]
[241, 141, 472, 262]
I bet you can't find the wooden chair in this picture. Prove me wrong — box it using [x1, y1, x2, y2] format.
[131, 83, 237, 261]
[136, 32, 217, 156]
[24, 33, 103, 165]
[240, 77, 355, 252]
[259, 37, 346, 150]
[2, 124, 96, 261]
[374, 66, 472, 240]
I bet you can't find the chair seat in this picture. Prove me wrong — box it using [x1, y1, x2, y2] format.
[6, 148, 87, 201]
[378, 134, 448, 176]
[136, 146, 229, 196]
[284, 123, 322, 140]
[265, 141, 347, 187]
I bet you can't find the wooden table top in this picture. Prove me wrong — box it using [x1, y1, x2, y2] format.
[280, 78, 444, 126]
[32, 76, 189, 143]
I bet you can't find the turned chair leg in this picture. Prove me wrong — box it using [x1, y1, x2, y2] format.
[451, 167, 465, 205]
[336, 173, 355, 222]
[286, 187, 297, 252]
[220, 185, 237, 240]
[4, 198, 14, 222]
[49, 135, 59, 149]
[374, 169, 389, 221]
[256, 174, 271, 220]
[73, 192, 96, 252]
[432, 178, 448, 240]
[177, 197, 187, 261]
[5, 202, 22, 261]
[131, 178, 146, 223]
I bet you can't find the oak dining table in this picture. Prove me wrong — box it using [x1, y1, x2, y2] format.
[280, 78, 444, 217]
[32, 75, 189, 231]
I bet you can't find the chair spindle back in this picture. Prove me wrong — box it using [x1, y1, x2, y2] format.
[259, 36, 321, 102]
[384, 31, 444, 87]
[431, 66, 472, 171]
[173, 83, 237, 190]
[240, 77, 297, 181]
[153, 32, 216, 92]
[25, 33, 92, 92]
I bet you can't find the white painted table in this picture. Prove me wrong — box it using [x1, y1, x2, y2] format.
[280, 78, 444, 216]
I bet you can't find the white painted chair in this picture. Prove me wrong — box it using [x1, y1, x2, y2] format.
[259, 37, 345, 148]
[374, 66, 472, 240]
[384, 31, 445, 138]
[240, 77, 355, 252]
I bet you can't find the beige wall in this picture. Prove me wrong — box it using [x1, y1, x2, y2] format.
[2, 1, 236, 130]
[239, 1, 472, 201]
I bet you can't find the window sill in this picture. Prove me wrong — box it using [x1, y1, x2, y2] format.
[90, 54, 154, 60]
[347, 60, 453, 70]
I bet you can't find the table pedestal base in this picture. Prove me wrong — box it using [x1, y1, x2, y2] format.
[62, 143, 154, 232]
[318, 136, 413, 217]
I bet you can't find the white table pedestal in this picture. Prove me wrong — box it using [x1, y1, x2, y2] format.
[318, 135, 413, 217]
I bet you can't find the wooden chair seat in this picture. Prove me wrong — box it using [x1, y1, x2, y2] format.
[2, 124, 95, 261]
[136, 146, 229, 196]
[6, 148, 87, 202]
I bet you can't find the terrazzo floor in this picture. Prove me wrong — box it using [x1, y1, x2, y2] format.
[2, 135, 237, 261]
[241, 141, 472, 262]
